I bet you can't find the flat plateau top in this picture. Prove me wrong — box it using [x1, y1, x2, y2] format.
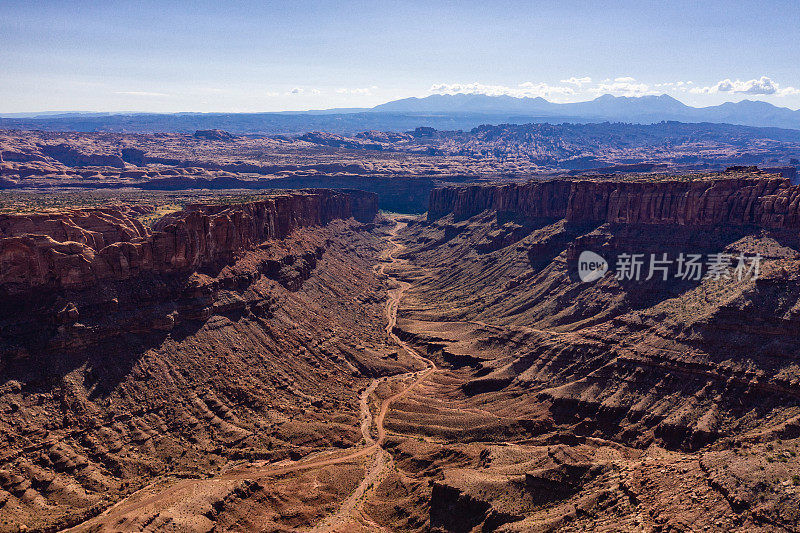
[0, 188, 332, 216]
[547, 169, 787, 183]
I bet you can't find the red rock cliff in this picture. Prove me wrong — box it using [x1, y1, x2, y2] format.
[427, 181, 573, 221]
[0, 207, 150, 249]
[428, 176, 800, 229]
[0, 189, 377, 292]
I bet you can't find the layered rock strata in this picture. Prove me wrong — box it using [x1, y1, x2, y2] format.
[0, 189, 377, 292]
[428, 176, 800, 228]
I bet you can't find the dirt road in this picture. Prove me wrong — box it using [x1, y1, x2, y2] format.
[312, 220, 437, 532]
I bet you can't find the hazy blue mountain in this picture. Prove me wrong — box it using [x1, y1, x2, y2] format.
[372, 93, 693, 118]
[371, 94, 555, 114]
[690, 99, 800, 129]
[558, 94, 692, 119]
[0, 111, 124, 118]
[370, 93, 800, 129]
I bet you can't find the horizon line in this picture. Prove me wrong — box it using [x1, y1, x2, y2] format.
[1, 93, 799, 116]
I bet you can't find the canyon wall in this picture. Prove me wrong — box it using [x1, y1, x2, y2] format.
[0, 206, 151, 249]
[0, 189, 377, 292]
[428, 176, 800, 229]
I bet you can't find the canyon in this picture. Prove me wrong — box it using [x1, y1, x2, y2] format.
[386, 172, 800, 531]
[0, 171, 799, 532]
[5, 2, 800, 531]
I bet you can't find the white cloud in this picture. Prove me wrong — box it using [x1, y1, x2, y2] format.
[690, 76, 800, 96]
[114, 91, 169, 97]
[430, 82, 576, 100]
[560, 76, 591, 86]
[589, 77, 655, 97]
[422, 76, 800, 103]
[652, 81, 695, 93]
[336, 86, 377, 95]
[287, 87, 323, 95]
[518, 82, 577, 98]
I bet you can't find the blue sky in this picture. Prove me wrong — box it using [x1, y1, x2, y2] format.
[1, 0, 799, 112]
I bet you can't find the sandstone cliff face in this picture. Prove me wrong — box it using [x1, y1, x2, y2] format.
[565, 177, 792, 226]
[0, 207, 150, 249]
[428, 176, 800, 229]
[0, 189, 377, 292]
[427, 181, 573, 221]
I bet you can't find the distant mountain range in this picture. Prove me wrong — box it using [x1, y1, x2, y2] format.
[2, 94, 800, 134]
[371, 94, 800, 129]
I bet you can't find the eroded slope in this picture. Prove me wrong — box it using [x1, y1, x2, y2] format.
[0, 192, 425, 532]
[375, 176, 800, 532]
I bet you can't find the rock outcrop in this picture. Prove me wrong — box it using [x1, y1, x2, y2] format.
[193, 129, 236, 141]
[0, 189, 377, 292]
[428, 175, 800, 229]
[39, 143, 126, 168]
